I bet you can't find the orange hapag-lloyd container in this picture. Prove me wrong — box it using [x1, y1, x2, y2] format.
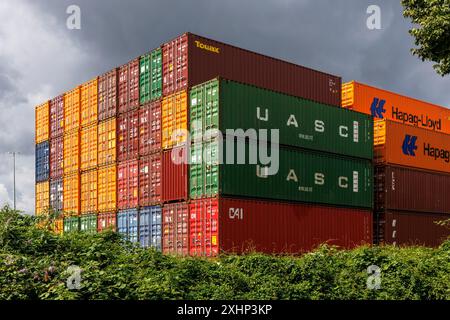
[342, 81, 450, 134]
[63, 130, 80, 175]
[35, 101, 50, 143]
[98, 164, 116, 212]
[375, 119, 450, 173]
[81, 78, 98, 127]
[162, 90, 188, 149]
[64, 86, 81, 133]
[63, 173, 80, 216]
[98, 118, 116, 166]
[35, 181, 50, 216]
[80, 124, 98, 171]
[81, 169, 98, 214]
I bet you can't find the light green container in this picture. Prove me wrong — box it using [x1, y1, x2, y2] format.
[80, 214, 97, 234]
[63, 217, 80, 233]
[140, 48, 162, 103]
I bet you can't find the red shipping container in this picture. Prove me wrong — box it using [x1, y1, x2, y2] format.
[118, 58, 139, 114]
[50, 136, 63, 179]
[162, 33, 341, 106]
[50, 94, 64, 138]
[117, 109, 139, 161]
[117, 160, 139, 209]
[163, 202, 189, 255]
[97, 212, 117, 232]
[376, 165, 450, 214]
[162, 146, 188, 202]
[375, 211, 450, 247]
[98, 68, 118, 121]
[189, 197, 373, 257]
[139, 153, 162, 206]
[139, 100, 162, 156]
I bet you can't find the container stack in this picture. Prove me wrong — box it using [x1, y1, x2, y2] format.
[342, 81, 450, 247]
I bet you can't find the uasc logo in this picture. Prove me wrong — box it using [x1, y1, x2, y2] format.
[195, 40, 220, 54]
[402, 135, 417, 156]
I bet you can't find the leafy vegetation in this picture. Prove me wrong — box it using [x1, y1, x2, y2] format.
[0, 205, 449, 300]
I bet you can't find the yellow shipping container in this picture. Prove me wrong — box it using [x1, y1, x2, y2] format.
[64, 86, 81, 132]
[63, 131, 80, 175]
[36, 101, 50, 143]
[81, 78, 98, 127]
[80, 125, 98, 171]
[98, 118, 116, 166]
[98, 164, 116, 212]
[35, 181, 50, 216]
[52, 218, 64, 234]
[162, 90, 188, 149]
[63, 173, 80, 215]
[81, 169, 98, 214]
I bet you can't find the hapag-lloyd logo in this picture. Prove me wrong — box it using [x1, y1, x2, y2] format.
[401, 134, 450, 163]
[370, 97, 442, 130]
[401, 135, 417, 156]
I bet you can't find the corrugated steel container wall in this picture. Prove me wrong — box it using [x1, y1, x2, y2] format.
[63, 130, 80, 175]
[81, 78, 98, 127]
[162, 202, 189, 256]
[162, 33, 341, 106]
[117, 209, 138, 243]
[97, 212, 116, 232]
[80, 169, 98, 214]
[375, 120, 450, 173]
[375, 211, 450, 247]
[117, 160, 139, 209]
[35, 181, 50, 216]
[162, 147, 189, 202]
[49, 178, 63, 213]
[63, 173, 80, 216]
[118, 58, 140, 114]
[52, 218, 64, 235]
[117, 109, 139, 161]
[98, 164, 116, 212]
[140, 48, 163, 104]
[161, 91, 188, 149]
[190, 78, 373, 159]
[36, 101, 50, 143]
[190, 197, 373, 256]
[64, 217, 80, 233]
[64, 86, 81, 132]
[139, 153, 162, 206]
[80, 124, 98, 171]
[98, 69, 118, 121]
[50, 136, 64, 179]
[98, 118, 116, 166]
[342, 81, 450, 134]
[375, 165, 450, 213]
[36, 141, 50, 182]
[50, 95, 64, 138]
[80, 214, 98, 233]
[139, 206, 162, 250]
[190, 140, 373, 208]
[139, 100, 162, 156]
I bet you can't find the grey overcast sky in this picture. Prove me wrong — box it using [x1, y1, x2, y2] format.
[0, 0, 449, 213]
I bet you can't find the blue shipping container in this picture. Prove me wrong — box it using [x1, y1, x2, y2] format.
[36, 141, 50, 182]
[139, 206, 162, 250]
[50, 178, 63, 213]
[117, 209, 138, 243]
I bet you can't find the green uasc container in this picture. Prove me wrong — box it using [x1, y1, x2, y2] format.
[190, 78, 373, 160]
[80, 214, 97, 234]
[139, 48, 162, 103]
[190, 139, 373, 208]
[63, 217, 80, 233]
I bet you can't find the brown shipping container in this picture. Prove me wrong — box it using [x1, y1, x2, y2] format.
[375, 211, 450, 247]
[50, 136, 63, 179]
[162, 33, 341, 106]
[50, 95, 64, 138]
[139, 100, 162, 156]
[117, 110, 139, 161]
[139, 153, 162, 206]
[163, 202, 189, 256]
[117, 159, 139, 209]
[189, 197, 373, 257]
[376, 165, 450, 214]
[162, 147, 188, 202]
[118, 58, 140, 114]
[98, 69, 118, 121]
[97, 212, 116, 232]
